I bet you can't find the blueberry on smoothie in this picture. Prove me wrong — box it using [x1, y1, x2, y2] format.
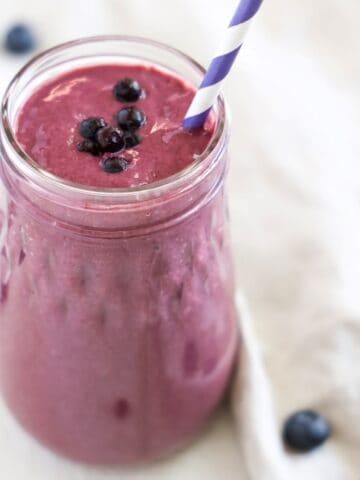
[77, 139, 101, 156]
[123, 131, 142, 149]
[116, 107, 146, 131]
[113, 78, 144, 103]
[79, 117, 107, 140]
[101, 156, 129, 174]
[95, 126, 125, 153]
[283, 410, 332, 452]
[4, 24, 36, 54]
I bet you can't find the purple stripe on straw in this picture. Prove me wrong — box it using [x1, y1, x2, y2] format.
[200, 46, 241, 88]
[183, 107, 212, 130]
[229, 0, 264, 26]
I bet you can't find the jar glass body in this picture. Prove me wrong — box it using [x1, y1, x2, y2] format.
[0, 37, 238, 465]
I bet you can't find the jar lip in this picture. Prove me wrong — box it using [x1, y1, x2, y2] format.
[1, 35, 228, 203]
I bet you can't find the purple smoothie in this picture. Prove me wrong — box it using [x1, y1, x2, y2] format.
[16, 64, 212, 188]
[0, 61, 237, 465]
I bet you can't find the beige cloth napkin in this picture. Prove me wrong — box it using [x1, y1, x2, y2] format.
[1, 1, 360, 479]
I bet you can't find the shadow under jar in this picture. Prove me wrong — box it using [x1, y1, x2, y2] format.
[0, 36, 238, 465]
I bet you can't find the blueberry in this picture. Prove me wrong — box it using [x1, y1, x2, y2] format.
[77, 139, 101, 156]
[124, 131, 142, 149]
[101, 156, 129, 174]
[79, 117, 107, 139]
[113, 78, 144, 103]
[95, 126, 125, 153]
[116, 107, 146, 132]
[283, 410, 332, 452]
[4, 24, 36, 54]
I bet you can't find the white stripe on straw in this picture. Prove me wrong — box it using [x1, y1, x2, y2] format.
[213, 20, 252, 58]
[185, 84, 223, 120]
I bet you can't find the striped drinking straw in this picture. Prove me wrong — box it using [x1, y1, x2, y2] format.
[183, 0, 264, 129]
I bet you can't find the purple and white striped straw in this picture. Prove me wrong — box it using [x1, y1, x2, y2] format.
[183, 0, 264, 129]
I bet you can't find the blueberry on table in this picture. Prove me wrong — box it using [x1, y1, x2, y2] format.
[101, 156, 129, 174]
[95, 126, 125, 153]
[116, 107, 146, 131]
[79, 117, 107, 140]
[113, 78, 144, 103]
[124, 131, 142, 149]
[77, 139, 101, 156]
[4, 24, 36, 54]
[283, 410, 332, 452]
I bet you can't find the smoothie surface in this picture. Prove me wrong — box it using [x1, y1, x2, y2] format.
[16, 64, 214, 188]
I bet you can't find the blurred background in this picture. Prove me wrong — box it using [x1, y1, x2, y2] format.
[1, 1, 360, 479]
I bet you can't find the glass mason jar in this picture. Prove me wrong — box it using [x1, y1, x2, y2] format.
[0, 37, 238, 465]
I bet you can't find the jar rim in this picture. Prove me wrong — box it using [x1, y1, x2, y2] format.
[1, 35, 228, 204]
